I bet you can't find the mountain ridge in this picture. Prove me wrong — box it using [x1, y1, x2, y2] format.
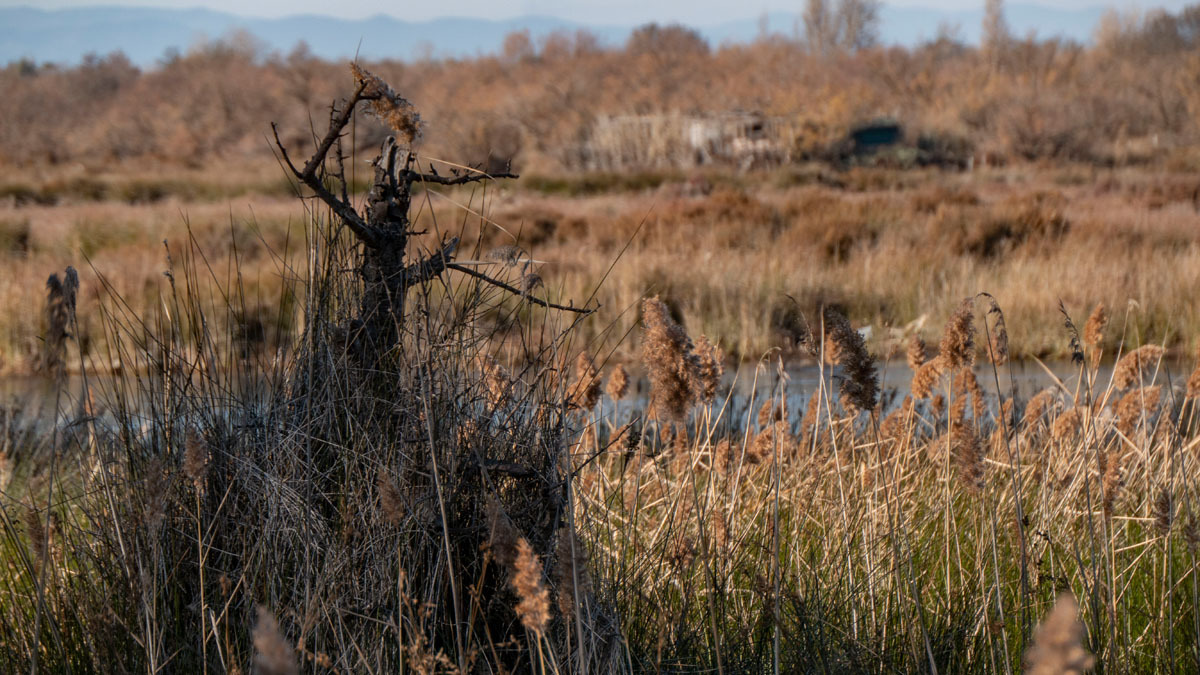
[0, 4, 1109, 67]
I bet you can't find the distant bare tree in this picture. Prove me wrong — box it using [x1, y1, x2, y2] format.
[803, 0, 838, 55]
[982, 0, 1010, 59]
[837, 0, 881, 50]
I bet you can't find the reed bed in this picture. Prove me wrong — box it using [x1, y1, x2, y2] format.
[1, 73, 1199, 674]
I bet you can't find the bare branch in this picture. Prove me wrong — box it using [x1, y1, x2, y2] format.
[302, 81, 368, 181]
[403, 169, 519, 186]
[272, 122, 379, 248]
[404, 237, 460, 284]
[446, 263, 595, 314]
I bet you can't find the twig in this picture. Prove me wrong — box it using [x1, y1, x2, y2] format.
[404, 169, 519, 186]
[446, 263, 595, 314]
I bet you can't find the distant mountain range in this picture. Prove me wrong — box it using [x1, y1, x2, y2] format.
[1, 4, 1109, 68]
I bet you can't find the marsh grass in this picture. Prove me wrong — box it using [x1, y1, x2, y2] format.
[2, 79, 1200, 674]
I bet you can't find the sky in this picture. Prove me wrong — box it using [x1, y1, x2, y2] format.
[3, 0, 1193, 24]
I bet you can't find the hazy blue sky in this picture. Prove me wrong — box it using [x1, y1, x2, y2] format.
[4, 0, 1193, 24]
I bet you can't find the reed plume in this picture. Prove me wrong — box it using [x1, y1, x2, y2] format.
[906, 335, 927, 372]
[253, 606, 298, 675]
[377, 470, 405, 525]
[39, 267, 78, 377]
[951, 424, 985, 492]
[569, 351, 601, 410]
[1153, 486, 1174, 535]
[939, 298, 976, 370]
[693, 335, 724, 405]
[512, 538, 550, 634]
[1023, 389, 1059, 428]
[1113, 345, 1163, 390]
[1099, 450, 1124, 518]
[1083, 303, 1108, 349]
[979, 293, 1009, 366]
[641, 297, 700, 422]
[1115, 385, 1161, 436]
[350, 63, 422, 143]
[912, 359, 943, 399]
[606, 364, 629, 400]
[1024, 594, 1095, 675]
[555, 526, 592, 618]
[823, 306, 878, 414]
[1051, 407, 1084, 443]
[183, 431, 209, 492]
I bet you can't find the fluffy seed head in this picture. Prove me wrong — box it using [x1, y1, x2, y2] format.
[1083, 302, 1108, 348]
[981, 294, 1009, 366]
[183, 431, 209, 492]
[1154, 487, 1175, 535]
[1113, 344, 1164, 390]
[1024, 594, 1095, 675]
[641, 297, 700, 422]
[253, 606, 298, 675]
[906, 335, 927, 372]
[1115, 385, 1162, 436]
[606, 364, 629, 401]
[512, 538, 550, 634]
[693, 335, 724, 405]
[555, 526, 592, 618]
[568, 352, 602, 411]
[350, 63, 422, 143]
[823, 306, 878, 415]
[939, 298, 976, 371]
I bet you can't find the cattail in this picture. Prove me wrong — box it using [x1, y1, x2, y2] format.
[555, 526, 591, 618]
[1051, 407, 1085, 443]
[823, 306, 878, 414]
[951, 424, 985, 492]
[569, 352, 601, 410]
[641, 297, 700, 422]
[606, 364, 629, 401]
[1153, 487, 1174, 535]
[253, 606, 298, 675]
[906, 335, 927, 372]
[1113, 344, 1164, 390]
[350, 63, 422, 143]
[939, 298, 976, 371]
[980, 294, 1009, 366]
[1024, 594, 1095, 675]
[183, 431, 209, 492]
[377, 470, 405, 525]
[1023, 389, 1059, 428]
[1115, 385, 1162, 436]
[694, 335, 724, 405]
[512, 538, 550, 634]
